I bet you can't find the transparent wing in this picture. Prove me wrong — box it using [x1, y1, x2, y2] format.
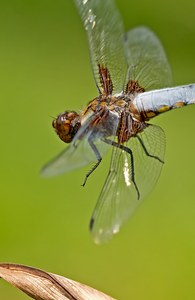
[41, 139, 104, 177]
[74, 0, 127, 94]
[125, 26, 172, 91]
[90, 124, 165, 244]
[41, 112, 119, 177]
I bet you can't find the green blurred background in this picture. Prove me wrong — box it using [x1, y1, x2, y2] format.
[1, 0, 195, 299]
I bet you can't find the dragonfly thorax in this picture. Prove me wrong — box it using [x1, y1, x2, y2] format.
[52, 111, 81, 143]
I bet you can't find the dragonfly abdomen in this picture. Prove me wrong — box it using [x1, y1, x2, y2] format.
[133, 84, 195, 120]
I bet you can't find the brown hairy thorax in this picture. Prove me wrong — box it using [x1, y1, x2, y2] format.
[53, 65, 147, 145]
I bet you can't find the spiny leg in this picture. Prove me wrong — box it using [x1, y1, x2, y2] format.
[103, 138, 140, 200]
[82, 140, 102, 187]
[136, 135, 164, 163]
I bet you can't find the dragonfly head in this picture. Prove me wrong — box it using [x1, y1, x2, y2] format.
[52, 111, 81, 143]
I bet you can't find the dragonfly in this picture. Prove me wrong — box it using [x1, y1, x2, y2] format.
[41, 0, 195, 244]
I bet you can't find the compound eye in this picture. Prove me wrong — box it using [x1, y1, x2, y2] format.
[53, 111, 81, 143]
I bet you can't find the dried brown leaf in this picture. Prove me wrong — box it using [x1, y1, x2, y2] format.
[0, 263, 116, 300]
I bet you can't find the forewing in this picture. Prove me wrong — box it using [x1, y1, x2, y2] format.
[41, 138, 101, 177]
[90, 124, 165, 244]
[125, 26, 172, 91]
[74, 0, 126, 94]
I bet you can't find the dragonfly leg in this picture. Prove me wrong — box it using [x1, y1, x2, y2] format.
[136, 135, 164, 163]
[82, 140, 102, 187]
[103, 138, 140, 199]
